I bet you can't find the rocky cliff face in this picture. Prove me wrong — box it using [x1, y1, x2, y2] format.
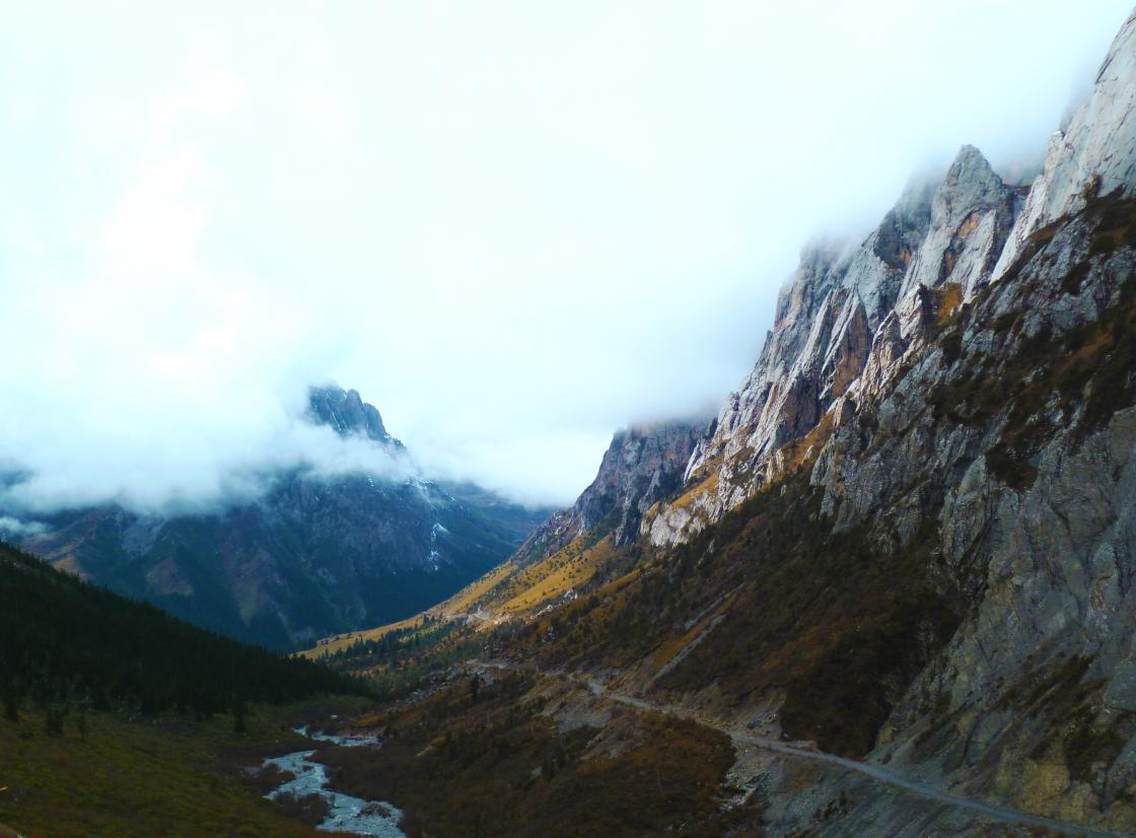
[650, 143, 1029, 547]
[17, 386, 549, 649]
[995, 16, 1136, 285]
[766, 191, 1135, 833]
[513, 421, 704, 563]
[655, 14, 1136, 556]
[614, 9, 1136, 832]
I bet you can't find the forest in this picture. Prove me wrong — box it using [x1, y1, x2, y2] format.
[0, 540, 369, 727]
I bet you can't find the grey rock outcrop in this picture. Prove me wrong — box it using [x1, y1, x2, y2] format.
[516, 420, 705, 562]
[897, 145, 1021, 310]
[994, 10, 1136, 283]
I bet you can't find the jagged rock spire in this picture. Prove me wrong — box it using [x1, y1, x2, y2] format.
[307, 385, 402, 447]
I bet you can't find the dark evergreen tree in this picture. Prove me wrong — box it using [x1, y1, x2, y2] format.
[3, 685, 18, 723]
[469, 674, 481, 702]
[233, 697, 248, 734]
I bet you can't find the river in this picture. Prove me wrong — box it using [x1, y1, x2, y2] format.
[262, 725, 406, 837]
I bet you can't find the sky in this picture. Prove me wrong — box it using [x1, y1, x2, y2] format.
[0, 1, 1132, 516]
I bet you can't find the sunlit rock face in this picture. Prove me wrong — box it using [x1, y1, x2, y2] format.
[650, 13, 1136, 549]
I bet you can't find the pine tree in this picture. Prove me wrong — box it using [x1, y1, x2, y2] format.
[232, 697, 248, 734]
[44, 702, 68, 736]
[2, 689, 18, 723]
[469, 674, 481, 702]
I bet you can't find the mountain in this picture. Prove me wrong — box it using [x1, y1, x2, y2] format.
[308, 11, 1136, 836]
[307, 384, 403, 446]
[514, 420, 705, 562]
[445, 420, 703, 616]
[646, 144, 1027, 546]
[12, 386, 551, 650]
[304, 420, 704, 658]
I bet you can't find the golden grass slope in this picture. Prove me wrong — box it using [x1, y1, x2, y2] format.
[302, 537, 617, 658]
[300, 614, 425, 659]
[498, 537, 613, 612]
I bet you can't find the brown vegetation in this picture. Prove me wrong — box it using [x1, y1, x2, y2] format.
[320, 672, 740, 837]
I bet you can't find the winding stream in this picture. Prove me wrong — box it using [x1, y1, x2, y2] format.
[263, 726, 405, 837]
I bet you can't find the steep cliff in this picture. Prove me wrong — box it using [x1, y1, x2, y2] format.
[652, 14, 1136, 556]
[650, 145, 1030, 547]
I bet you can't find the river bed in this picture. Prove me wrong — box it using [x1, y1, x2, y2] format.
[262, 726, 405, 837]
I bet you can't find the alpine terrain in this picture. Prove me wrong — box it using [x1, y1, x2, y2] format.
[5, 5, 1136, 838]
[303, 10, 1136, 836]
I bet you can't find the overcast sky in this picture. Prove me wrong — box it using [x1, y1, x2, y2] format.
[0, 1, 1131, 515]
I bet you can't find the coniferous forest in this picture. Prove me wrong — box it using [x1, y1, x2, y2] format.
[0, 541, 369, 724]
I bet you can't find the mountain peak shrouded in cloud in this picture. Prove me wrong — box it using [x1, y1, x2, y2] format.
[0, 384, 417, 521]
[307, 384, 403, 447]
[1, 2, 1133, 515]
[7, 382, 555, 648]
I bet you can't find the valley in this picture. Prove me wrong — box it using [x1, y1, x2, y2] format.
[5, 4, 1136, 837]
[289, 10, 1136, 834]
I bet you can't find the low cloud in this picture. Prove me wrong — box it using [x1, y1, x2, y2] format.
[1, 2, 1131, 513]
[0, 400, 418, 517]
[0, 516, 48, 538]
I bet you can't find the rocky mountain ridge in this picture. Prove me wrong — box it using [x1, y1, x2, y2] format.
[646, 13, 1136, 548]
[646, 143, 1029, 546]
[592, 10, 1136, 830]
